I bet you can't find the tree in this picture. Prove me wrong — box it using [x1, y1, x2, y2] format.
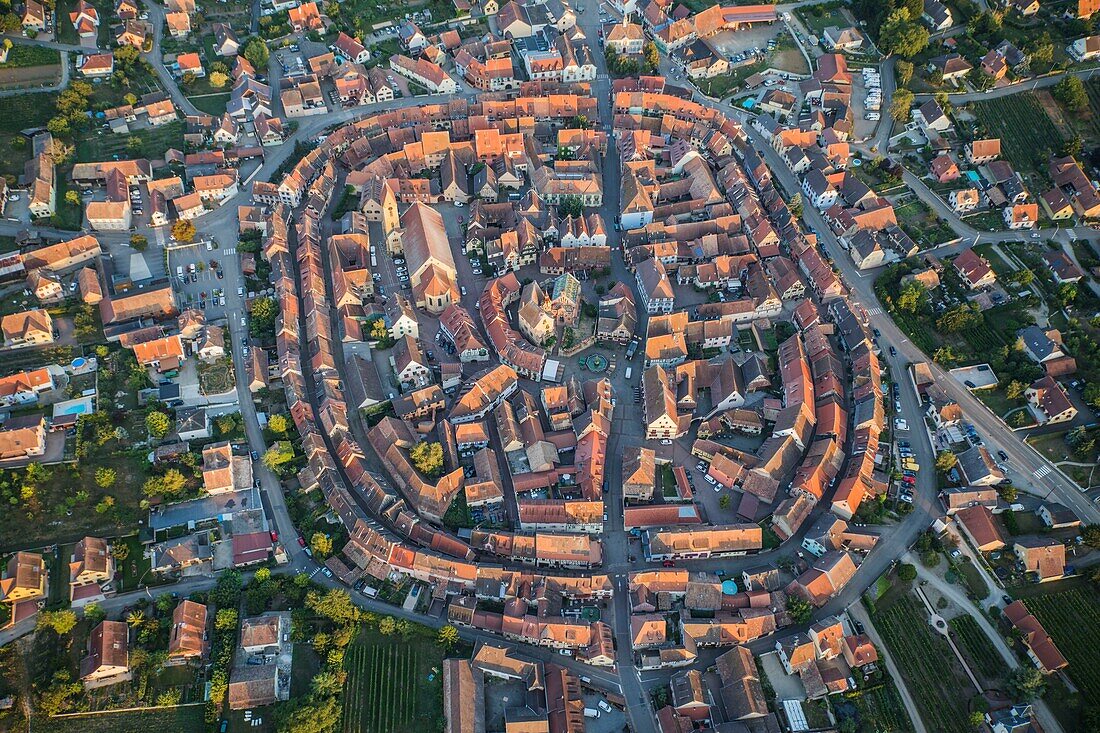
[83, 602, 106, 626]
[215, 608, 239, 631]
[789, 192, 803, 219]
[898, 563, 917, 582]
[145, 410, 170, 438]
[378, 616, 397, 635]
[64, 189, 80, 207]
[438, 624, 460, 650]
[112, 542, 130, 562]
[890, 88, 915, 122]
[999, 483, 1018, 502]
[935, 451, 958, 472]
[306, 588, 361, 625]
[937, 304, 982, 333]
[895, 59, 914, 87]
[787, 596, 812, 624]
[643, 41, 659, 70]
[879, 9, 929, 58]
[969, 711, 986, 730]
[310, 532, 333, 558]
[1008, 666, 1046, 701]
[719, 494, 731, 509]
[557, 196, 584, 218]
[263, 441, 295, 475]
[921, 550, 941, 567]
[268, 413, 289, 435]
[142, 468, 188, 498]
[1004, 380, 1027, 400]
[1060, 135, 1083, 158]
[172, 219, 196, 243]
[242, 36, 270, 70]
[310, 670, 344, 697]
[1082, 524, 1100, 548]
[94, 466, 117, 489]
[410, 441, 444, 477]
[1056, 282, 1079, 308]
[210, 71, 229, 88]
[1054, 76, 1088, 112]
[130, 234, 148, 251]
[249, 296, 278, 335]
[275, 695, 341, 733]
[896, 280, 927, 313]
[37, 610, 77, 635]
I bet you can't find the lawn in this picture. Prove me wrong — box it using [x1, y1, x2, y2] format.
[50, 172, 84, 231]
[342, 627, 445, 733]
[1025, 587, 1100, 707]
[795, 2, 849, 37]
[188, 93, 231, 115]
[971, 93, 1066, 185]
[947, 615, 1003, 686]
[31, 705, 206, 733]
[76, 122, 185, 164]
[872, 594, 977, 733]
[975, 387, 1025, 419]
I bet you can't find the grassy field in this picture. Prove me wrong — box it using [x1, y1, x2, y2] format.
[1026, 587, 1100, 707]
[947, 615, 1003, 686]
[0, 91, 57, 179]
[872, 594, 977, 733]
[341, 628, 444, 733]
[76, 122, 185, 164]
[31, 705, 206, 733]
[971, 93, 1066, 185]
[188, 93, 231, 115]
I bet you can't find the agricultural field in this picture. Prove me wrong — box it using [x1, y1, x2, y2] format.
[872, 594, 977, 733]
[342, 628, 445, 733]
[1026, 587, 1100, 707]
[845, 681, 914, 733]
[31, 705, 206, 733]
[971, 93, 1066, 185]
[1076, 79, 1100, 144]
[947, 615, 1003, 686]
[76, 121, 185, 164]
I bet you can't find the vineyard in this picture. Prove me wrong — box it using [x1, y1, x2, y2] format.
[873, 595, 977, 733]
[947, 616, 1004, 685]
[972, 94, 1066, 180]
[342, 631, 443, 733]
[1025, 588, 1100, 707]
[1082, 79, 1100, 143]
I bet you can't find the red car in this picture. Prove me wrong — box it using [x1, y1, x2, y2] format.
[662, 560, 676, 567]
[297, 536, 306, 547]
[270, 531, 278, 542]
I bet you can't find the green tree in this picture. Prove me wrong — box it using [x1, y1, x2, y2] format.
[410, 441, 444, 477]
[879, 9, 929, 58]
[643, 41, 659, 70]
[242, 36, 270, 70]
[130, 234, 148, 251]
[263, 441, 295, 475]
[64, 189, 80, 206]
[94, 466, 116, 489]
[249, 296, 278, 336]
[719, 494, 731, 509]
[895, 59, 914, 87]
[145, 410, 170, 438]
[1082, 524, 1100, 548]
[1054, 76, 1088, 111]
[112, 542, 130, 562]
[215, 608, 239, 631]
[37, 610, 77, 635]
[310, 670, 344, 697]
[268, 413, 289, 435]
[890, 88, 915, 122]
[557, 196, 584, 218]
[935, 451, 958, 472]
[898, 563, 917, 582]
[936, 304, 982, 333]
[1008, 666, 1046, 701]
[1060, 135, 1083, 158]
[1056, 282, 1078, 308]
[83, 602, 106, 625]
[142, 468, 188, 498]
[896, 280, 927, 313]
[438, 624, 460, 649]
[787, 596, 812, 624]
[274, 695, 341, 733]
[1004, 380, 1027, 400]
[310, 532, 333, 558]
[378, 616, 397, 635]
[969, 711, 986, 730]
[306, 588, 361, 626]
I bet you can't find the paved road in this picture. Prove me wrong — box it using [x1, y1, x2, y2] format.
[914, 65, 1100, 102]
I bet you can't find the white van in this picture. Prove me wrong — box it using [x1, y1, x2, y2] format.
[624, 366, 632, 380]
[176, 266, 184, 279]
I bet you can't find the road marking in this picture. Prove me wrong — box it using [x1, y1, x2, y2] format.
[866, 306, 883, 316]
[223, 247, 236, 255]
[1033, 465, 1052, 479]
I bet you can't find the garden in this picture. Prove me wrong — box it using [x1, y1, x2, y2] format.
[892, 197, 955, 248]
[341, 626, 446, 733]
[32, 705, 206, 733]
[871, 593, 978, 733]
[76, 121, 185, 165]
[833, 670, 914, 733]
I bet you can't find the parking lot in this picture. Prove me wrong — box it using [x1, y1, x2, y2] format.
[168, 239, 236, 320]
[708, 23, 785, 64]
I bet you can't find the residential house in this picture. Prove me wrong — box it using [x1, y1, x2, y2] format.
[80, 620, 129, 685]
[1025, 375, 1077, 424]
